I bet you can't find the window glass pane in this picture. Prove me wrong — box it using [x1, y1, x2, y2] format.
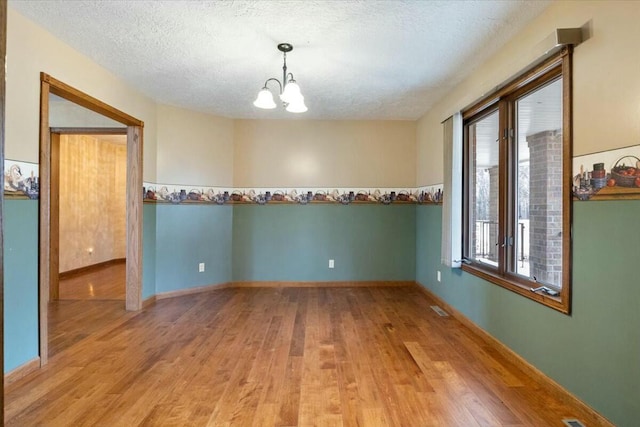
[468, 110, 499, 267]
[513, 78, 563, 287]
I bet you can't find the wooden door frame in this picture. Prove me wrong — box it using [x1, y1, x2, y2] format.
[39, 73, 144, 365]
[48, 127, 128, 300]
[1, 0, 7, 423]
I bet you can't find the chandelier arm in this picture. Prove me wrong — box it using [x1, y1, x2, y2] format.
[263, 78, 283, 94]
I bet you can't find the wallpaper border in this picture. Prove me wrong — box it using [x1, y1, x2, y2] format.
[142, 183, 443, 206]
[6, 143, 640, 204]
[572, 144, 640, 201]
[3, 158, 444, 205]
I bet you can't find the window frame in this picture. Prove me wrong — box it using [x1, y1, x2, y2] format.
[461, 48, 573, 314]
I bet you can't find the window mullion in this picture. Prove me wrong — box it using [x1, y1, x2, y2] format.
[497, 99, 509, 276]
[505, 97, 517, 276]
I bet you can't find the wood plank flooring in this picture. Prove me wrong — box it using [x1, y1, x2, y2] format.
[58, 262, 126, 300]
[7, 285, 609, 426]
[48, 263, 126, 357]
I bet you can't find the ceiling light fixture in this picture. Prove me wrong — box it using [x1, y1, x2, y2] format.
[253, 43, 307, 113]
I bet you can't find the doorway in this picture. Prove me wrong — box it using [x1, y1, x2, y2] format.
[47, 130, 128, 357]
[48, 130, 127, 299]
[39, 74, 144, 365]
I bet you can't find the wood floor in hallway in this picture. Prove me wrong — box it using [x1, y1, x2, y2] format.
[49, 262, 126, 357]
[6, 285, 609, 426]
[58, 261, 126, 300]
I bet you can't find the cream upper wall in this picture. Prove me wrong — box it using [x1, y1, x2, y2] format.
[6, 7, 158, 181]
[156, 104, 234, 186]
[8, 7, 417, 190]
[17, 2, 639, 189]
[9, 7, 417, 189]
[50, 97, 125, 128]
[234, 120, 416, 188]
[416, 0, 640, 186]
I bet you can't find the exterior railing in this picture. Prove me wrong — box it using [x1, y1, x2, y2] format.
[474, 220, 528, 265]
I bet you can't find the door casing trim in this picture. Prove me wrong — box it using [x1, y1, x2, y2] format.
[39, 73, 144, 365]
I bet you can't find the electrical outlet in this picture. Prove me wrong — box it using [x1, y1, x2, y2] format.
[437, 270, 441, 282]
[329, 259, 334, 269]
[199, 262, 205, 272]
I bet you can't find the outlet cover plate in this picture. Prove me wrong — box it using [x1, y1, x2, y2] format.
[199, 262, 205, 272]
[329, 259, 334, 269]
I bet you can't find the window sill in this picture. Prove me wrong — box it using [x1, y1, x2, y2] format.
[461, 263, 570, 314]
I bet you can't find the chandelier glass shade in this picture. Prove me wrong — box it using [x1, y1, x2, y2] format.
[253, 43, 307, 113]
[253, 88, 277, 109]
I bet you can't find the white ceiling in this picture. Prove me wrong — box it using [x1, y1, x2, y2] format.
[10, 0, 551, 120]
[473, 77, 562, 167]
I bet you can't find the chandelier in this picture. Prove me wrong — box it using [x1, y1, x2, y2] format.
[253, 43, 308, 113]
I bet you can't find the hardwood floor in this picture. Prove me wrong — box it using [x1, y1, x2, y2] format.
[7, 285, 609, 426]
[48, 263, 126, 357]
[58, 262, 126, 300]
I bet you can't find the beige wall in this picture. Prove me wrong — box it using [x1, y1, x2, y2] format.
[6, 8, 158, 181]
[416, 0, 640, 186]
[59, 135, 126, 272]
[234, 119, 416, 188]
[14, 2, 639, 190]
[156, 104, 234, 186]
[8, 7, 418, 190]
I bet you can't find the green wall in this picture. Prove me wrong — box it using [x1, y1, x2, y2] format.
[5, 198, 637, 426]
[415, 202, 640, 427]
[3, 200, 39, 372]
[142, 204, 157, 300]
[232, 204, 416, 282]
[154, 204, 232, 293]
[2, 201, 167, 371]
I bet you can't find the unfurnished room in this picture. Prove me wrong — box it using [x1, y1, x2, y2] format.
[1, 1, 639, 426]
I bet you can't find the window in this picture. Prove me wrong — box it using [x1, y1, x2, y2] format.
[462, 48, 572, 313]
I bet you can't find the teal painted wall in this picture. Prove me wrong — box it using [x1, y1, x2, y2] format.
[3, 200, 39, 372]
[142, 204, 157, 300]
[5, 197, 636, 426]
[155, 204, 232, 293]
[415, 202, 640, 427]
[232, 204, 416, 282]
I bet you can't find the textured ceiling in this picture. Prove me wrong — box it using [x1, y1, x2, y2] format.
[10, 0, 551, 120]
